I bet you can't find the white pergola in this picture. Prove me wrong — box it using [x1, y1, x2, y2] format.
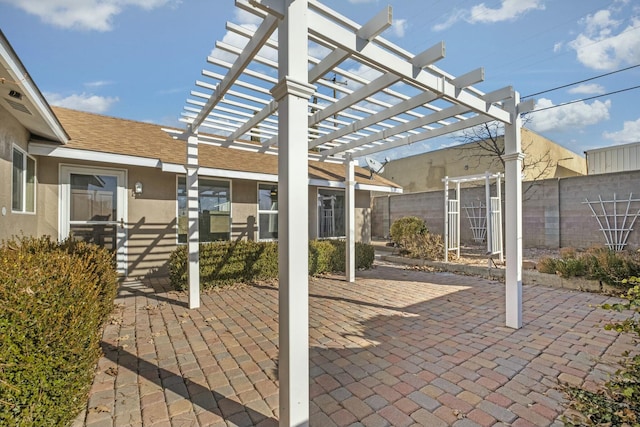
[175, 1, 532, 425]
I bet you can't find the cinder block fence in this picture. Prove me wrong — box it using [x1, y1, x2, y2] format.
[372, 170, 640, 250]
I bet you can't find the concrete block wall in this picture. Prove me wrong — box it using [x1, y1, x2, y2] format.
[373, 170, 640, 250]
[558, 170, 640, 249]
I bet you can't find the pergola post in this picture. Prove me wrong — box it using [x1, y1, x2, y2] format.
[345, 156, 356, 282]
[186, 125, 200, 309]
[444, 177, 449, 262]
[270, 0, 315, 425]
[504, 92, 524, 329]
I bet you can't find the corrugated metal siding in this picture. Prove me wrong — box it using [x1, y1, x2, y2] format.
[586, 142, 640, 174]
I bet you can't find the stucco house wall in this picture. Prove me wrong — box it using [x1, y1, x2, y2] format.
[30, 154, 379, 278]
[0, 105, 39, 238]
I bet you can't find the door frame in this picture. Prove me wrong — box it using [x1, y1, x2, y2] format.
[59, 164, 128, 275]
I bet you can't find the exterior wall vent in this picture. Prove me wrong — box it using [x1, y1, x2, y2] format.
[4, 98, 32, 115]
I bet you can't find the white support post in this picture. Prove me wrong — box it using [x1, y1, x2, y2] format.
[485, 171, 492, 267]
[186, 125, 200, 309]
[345, 156, 356, 283]
[504, 92, 524, 329]
[496, 175, 504, 262]
[271, 1, 315, 425]
[444, 176, 449, 262]
[456, 181, 461, 258]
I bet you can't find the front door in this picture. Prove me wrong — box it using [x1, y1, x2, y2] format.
[60, 165, 127, 275]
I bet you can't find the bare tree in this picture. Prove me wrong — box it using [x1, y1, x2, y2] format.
[453, 119, 554, 199]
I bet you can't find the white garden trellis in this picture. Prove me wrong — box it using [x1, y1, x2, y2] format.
[444, 172, 503, 264]
[465, 202, 487, 243]
[584, 193, 640, 251]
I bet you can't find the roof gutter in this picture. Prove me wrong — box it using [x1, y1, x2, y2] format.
[28, 142, 403, 193]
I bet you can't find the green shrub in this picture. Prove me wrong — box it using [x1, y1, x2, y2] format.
[404, 233, 445, 260]
[169, 240, 279, 290]
[563, 278, 640, 426]
[0, 236, 117, 427]
[583, 246, 640, 288]
[389, 217, 443, 260]
[555, 258, 588, 277]
[537, 247, 640, 289]
[169, 240, 376, 290]
[538, 256, 559, 274]
[390, 216, 427, 249]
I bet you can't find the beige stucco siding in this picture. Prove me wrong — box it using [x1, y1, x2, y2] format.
[231, 179, 258, 241]
[126, 166, 177, 277]
[21, 150, 378, 277]
[0, 105, 38, 240]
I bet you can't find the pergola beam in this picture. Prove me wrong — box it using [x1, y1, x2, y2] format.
[353, 112, 492, 158]
[309, 73, 400, 125]
[307, 11, 511, 124]
[321, 103, 471, 158]
[190, 12, 278, 129]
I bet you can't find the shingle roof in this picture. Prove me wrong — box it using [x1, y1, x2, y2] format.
[50, 107, 400, 188]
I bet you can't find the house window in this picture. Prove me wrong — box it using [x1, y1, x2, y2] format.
[177, 177, 231, 243]
[258, 183, 278, 240]
[12, 146, 36, 213]
[318, 188, 345, 238]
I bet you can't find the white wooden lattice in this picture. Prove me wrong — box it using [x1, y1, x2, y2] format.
[448, 199, 460, 251]
[583, 193, 640, 251]
[489, 196, 503, 256]
[464, 202, 486, 243]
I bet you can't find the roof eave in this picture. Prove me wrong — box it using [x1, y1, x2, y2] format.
[0, 30, 69, 144]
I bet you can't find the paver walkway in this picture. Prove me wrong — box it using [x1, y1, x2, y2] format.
[73, 263, 635, 427]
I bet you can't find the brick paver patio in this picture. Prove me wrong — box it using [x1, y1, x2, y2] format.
[72, 262, 634, 427]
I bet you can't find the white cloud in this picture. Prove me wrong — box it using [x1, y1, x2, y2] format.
[84, 80, 113, 88]
[391, 19, 407, 38]
[468, 0, 545, 24]
[568, 6, 640, 70]
[567, 83, 606, 95]
[45, 92, 119, 113]
[433, 0, 545, 31]
[603, 117, 640, 144]
[529, 97, 610, 132]
[1, 0, 179, 31]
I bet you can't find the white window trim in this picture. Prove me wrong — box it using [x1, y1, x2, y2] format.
[316, 186, 346, 239]
[11, 144, 36, 214]
[257, 182, 279, 241]
[176, 175, 233, 244]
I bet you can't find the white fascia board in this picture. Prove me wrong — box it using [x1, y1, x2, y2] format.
[161, 162, 278, 182]
[29, 143, 161, 167]
[308, 178, 401, 193]
[199, 166, 278, 182]
[355, 183, 403, 193]
[0, 36, 69, 143]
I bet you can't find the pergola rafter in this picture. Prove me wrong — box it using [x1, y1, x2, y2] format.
[172, 1, 528, 425]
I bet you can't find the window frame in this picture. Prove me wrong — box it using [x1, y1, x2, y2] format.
[11, 145, 36, 214]
[257, 182, 279, 241]
[316, 187, 346, 239]
[176, 176, 232, 244]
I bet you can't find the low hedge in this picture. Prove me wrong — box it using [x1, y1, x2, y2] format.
[169, 239, 375, 291]
[0, 236, 118, 426]
[537, 246, 640, 289]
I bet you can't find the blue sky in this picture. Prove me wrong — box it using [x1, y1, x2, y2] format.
[1, 0, 639, 159]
